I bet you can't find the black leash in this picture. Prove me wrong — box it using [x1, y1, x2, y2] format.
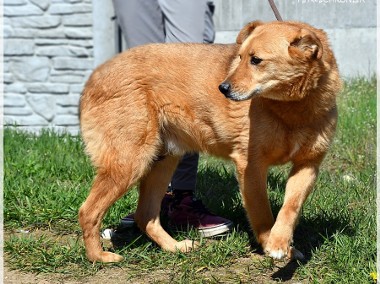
[268, 0, 283, 21]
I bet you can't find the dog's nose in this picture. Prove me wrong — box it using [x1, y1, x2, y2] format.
[219, 82, 231, 96]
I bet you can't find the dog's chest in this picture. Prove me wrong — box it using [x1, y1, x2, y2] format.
[274, 129, 328, 164]
[272, 142, 301, 165]
[264, 130, 305, 165]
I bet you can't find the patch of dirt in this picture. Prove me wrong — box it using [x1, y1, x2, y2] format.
[4, 230, 307, 283]
[4, 257, 308, 284]
[4, 264, 168, 284]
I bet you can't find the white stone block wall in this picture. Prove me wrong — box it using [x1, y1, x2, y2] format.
[4, 0, 93, 134]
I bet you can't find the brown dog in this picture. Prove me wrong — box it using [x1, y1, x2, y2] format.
[79, 20, 341, 263]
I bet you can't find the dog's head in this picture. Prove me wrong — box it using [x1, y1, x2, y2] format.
[219, 21, 331, 102]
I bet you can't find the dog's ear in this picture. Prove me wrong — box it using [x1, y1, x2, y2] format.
[236, 21, 264, 44]
[289, 29, 323, 60]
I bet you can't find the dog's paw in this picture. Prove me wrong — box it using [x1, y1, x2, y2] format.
[175, 239, 200, 253]
[264, 228, 295, 260]
[90, 251, 124, 263]
[265, 245, 304, 261]
[266, 247, 288, 260]
[264, 237, 290, 260]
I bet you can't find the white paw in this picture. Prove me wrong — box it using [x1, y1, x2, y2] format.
[268, 249, 287, 260]
[267, 247, 305, 261]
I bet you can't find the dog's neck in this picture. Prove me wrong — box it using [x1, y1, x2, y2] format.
[260, 66, 340, 128]
[259, 87, 337, 128]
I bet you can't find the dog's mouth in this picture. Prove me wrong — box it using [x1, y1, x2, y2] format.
[224, 87, 262, 101]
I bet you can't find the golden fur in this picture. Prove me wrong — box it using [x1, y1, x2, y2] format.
[79, 21, 341, 263]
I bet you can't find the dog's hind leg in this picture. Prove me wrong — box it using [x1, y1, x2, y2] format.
[79, 161, 148, 263]
[79, 97, 163, 262]
[135, 155, 199, 253]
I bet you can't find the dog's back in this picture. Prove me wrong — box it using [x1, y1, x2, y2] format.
[81, 43, 238, 106]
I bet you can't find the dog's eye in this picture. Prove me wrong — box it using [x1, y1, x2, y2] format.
[250, 56, 262, 65]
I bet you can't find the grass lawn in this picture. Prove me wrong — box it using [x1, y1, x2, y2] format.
[4, 78, 376, 283]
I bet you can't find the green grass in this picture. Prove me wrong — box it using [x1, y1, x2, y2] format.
[4, 78, 376, 283]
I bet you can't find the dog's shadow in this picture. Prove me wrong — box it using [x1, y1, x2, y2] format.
[110, 225, 150, 250]
[197, 166, 354, 281]
[268, 214, 354, 281]
[110, 165, 353, 282]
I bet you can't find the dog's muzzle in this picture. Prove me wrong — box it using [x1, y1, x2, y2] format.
[219, 81, 262, 101]
[219, 81, 248, 101]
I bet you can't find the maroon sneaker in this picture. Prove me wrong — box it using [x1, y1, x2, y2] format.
[120, 213, 135, 228]
[119, 193, 233, 238]
[168, 195, 233, 238]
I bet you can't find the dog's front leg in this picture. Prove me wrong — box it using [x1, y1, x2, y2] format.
[235, 160, 274, 250]
[265, 163, 319, 260]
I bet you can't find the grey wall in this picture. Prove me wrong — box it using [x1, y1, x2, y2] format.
[4, 0, 377, 134]
[213, 0, 377, 78]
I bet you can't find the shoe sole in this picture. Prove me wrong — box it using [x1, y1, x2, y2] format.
[197, 221, 234, 238]
[101, 228, 114, 240]
[169, 220, 234, 238]
[120, 219, 234, 238]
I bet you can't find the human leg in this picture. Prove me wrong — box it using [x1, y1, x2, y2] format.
[158, 0, 215, 43]
[170, 153, 199, 191]
[159, 0, 215, 197]
[112, 0, 165, 47]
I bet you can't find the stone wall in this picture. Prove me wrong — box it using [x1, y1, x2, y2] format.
[4, 0, 94, 134]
